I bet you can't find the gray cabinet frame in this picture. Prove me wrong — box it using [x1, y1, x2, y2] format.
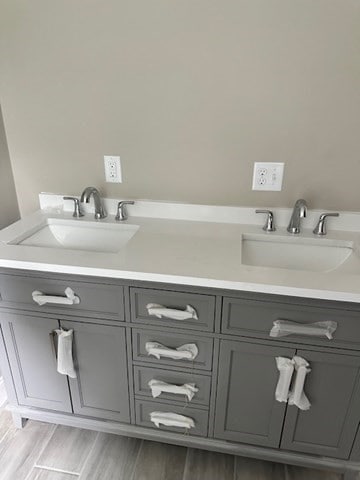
[0, 312, 72, 412]
[0, 268, 360, 479]
[62, 320, 130, 423]
[214, 339, 295, 448]
[281, 349, 360, 459]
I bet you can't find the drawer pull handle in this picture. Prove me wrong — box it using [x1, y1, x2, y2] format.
[145, 341, 198, 361]
[275, 357, 294, 403]
[49, 330, 58, 360]
[32, 288, 80, 306]
[270, 320, 337, 340]
[288, 356, 311, 411]
[146, 303, 198, 321]
[148, 379, 199, 401]
[150, 411, 195, 430]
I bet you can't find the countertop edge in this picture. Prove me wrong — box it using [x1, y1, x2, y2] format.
[1, 259, 359, 304]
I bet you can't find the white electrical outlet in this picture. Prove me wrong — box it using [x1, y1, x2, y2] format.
[252, 162, 284, 191]
[104, 155, 122, 183]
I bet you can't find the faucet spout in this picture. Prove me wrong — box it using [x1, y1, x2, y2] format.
[80, 187, 106, 219]
[287, 199, 307, 234]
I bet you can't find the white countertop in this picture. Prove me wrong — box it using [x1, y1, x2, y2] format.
[1, 196, 360, 303]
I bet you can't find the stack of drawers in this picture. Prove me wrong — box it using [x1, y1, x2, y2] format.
[130, 287, 216, 437]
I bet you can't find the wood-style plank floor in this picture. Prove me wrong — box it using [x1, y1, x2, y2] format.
[0, 381, 342, 480]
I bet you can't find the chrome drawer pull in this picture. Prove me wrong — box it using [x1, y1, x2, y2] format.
[275, 357, 294, 403]
[146, 303, 198, 321]
[270, 319, 337, 340]
[150, 411, 195, 429]
[32, 287, 80, 306]
[288, 356, 311, 411]
[148, 379, 199, 401]
[145, 342, 198, 361]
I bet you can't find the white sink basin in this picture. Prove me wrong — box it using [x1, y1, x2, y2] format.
[8, 219, 139, 253]
[241, 234, 353, 272]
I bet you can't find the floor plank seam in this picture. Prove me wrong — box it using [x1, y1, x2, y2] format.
[0, 422, 14, 449]
[33, 465, 80, 476]
[31, 423, 60, 472]
[129, 439, 145, 480]
[233, 455, 237, 480]
[284, 464, 290, 480]
[77, 431, 100, 479]
[0, 380, 7, 409]
[181, 447, 191, 480]
[0, 427, 10, 446]
[23, 465, 38, 480]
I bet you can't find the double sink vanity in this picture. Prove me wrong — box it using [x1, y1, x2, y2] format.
[1, 192, 360, 479]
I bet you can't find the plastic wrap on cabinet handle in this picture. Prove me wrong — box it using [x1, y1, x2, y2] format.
[148, 379, 199, 401]
[145, 342, 198, 361]
[146, 303, 198, 321]
[55, 328, 77, 379]
[270, 319, 337, 340]
[288, 356, 311, 411]
[150, 411, 195, 429]
[32, 287, 80, 306]
[275, 357, 294, 403]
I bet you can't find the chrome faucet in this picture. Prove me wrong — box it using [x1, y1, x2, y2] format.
[115, 201, 134, 221]
[80, 187, 106, 219]
[287, 199, 307, 234]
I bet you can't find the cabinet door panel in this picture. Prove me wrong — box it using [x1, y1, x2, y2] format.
[214, 340, 295, 448]
[281, 349, 360, 459]
[62, 321, 130, 423]
[0, 312, 72, 412]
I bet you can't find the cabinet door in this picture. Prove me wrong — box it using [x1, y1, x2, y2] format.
[0, 312, 72, 412]
[281, 349, 360, 459]
[214, 340, 295, 448]
[62, 321, 130, 423]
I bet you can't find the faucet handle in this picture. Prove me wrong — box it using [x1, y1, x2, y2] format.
[63, 197, 84, 218]
[255, 209, 276, 232]
[313, 213, 339, 236]
[115, 201, 135, 221]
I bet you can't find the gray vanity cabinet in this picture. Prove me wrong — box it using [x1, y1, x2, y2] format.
[2, 269, 360, 479]
[214, 340, 296, 448]
[0, 312, 72, 412]
[280, 349, 360, 459]
[215, 339, 360, 460]
[61, 320, 130, 423]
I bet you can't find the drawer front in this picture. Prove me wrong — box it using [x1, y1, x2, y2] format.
[130, 287, 215, 332]
[222, 296, 360, 348]
[0, 274, 125, 321]
[135, 399, 209, 437]
[132, 329, 213, 371]
[133, 366, 211, 406]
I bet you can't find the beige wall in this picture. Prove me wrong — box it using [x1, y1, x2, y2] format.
[0, 106, 19, 228]
[0, 0, 359, 216]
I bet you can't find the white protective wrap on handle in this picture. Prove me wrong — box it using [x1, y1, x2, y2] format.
[288, 356, 311, 411]
[270, 320, 337, 340]
[32, 287, 80, 306]
[148, 379, 199, 401]
[150, 411, 195, 429]
[145, 342, 198, 360]
[275, 357, 295, 403]
[146, 303, 198, 321]
[55, 329, 77, 378]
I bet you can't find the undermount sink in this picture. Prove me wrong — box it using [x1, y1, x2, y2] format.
[241, 234, 353, 272]
[8, 218, 139, 253]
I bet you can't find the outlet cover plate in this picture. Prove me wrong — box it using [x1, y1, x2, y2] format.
[252, 162, 284, 191]
[104, 155, 122, 183]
